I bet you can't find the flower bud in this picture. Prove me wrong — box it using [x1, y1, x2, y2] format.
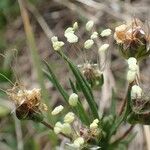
[84, 39, 94, 49]
[61, 123, 72, 135]
[90, 32, 98, 39]
[65, 32, 78, 43]
[127, 57, 137, 65]
[128, 64, 138, 72]
[90, 122, 98, 129]
[65, 27, 74, 35]
[69, 93, 78, 106]
[73, 137, 84, 148]
[73, 22, 78, 30]
[51, 105, 64, 115]
[51, 36, 58, 42]
[127, 57, 138, 71]
[100, 29, 111, 37]
[64, 112, 75, 123]
[54, 122, 63, 134]
[98, 44, 109, 52]
[93, 119, 99, 124]
[51, 36, 64, 51]
[86, 20, 94, 31]
[127, 70, 136, 83]
[131, 85, 142, 99]
[52, 41, 64, 51]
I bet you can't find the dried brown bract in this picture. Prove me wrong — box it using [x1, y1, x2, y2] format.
[7, 84, 47, 122]
[78, 62, 103, 89]
[114, 18, 150, 60]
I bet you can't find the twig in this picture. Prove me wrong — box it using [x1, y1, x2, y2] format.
[119, 84, 132, 116]
[112, 125, 134, 144]
[41, 120, 72, 140]
[17, 0, 50, 108]
[27, 2, 54, 38]
[143, 126, 150, 150]
[13, 115, 24, 150]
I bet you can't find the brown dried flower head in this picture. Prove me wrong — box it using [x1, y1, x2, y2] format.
[78, 62, 103, 89]
[114, 18, 150, 60]
[127, 91, 150, 125]
[7, 85, 47, 122]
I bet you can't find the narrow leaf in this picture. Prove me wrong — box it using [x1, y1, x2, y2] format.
[58, 52, 99, 119]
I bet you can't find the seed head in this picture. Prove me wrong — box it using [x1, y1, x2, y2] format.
[114, 18, 150, 60]
[7, 87, 47, 122]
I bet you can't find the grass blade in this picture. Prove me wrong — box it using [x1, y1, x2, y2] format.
[58, 52, 99, 119]
[44, 61, 90, 125]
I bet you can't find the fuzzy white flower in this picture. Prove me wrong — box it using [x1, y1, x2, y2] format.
[127, 57, 138, 71]
[51, 105, 64, 115]
[65, 27, 74, 35]
[54, 126, 61, 134]
[115, 24, 127, 32]
[61, 123, 72, 135]
[127, 70, 136, 83]
[73, 22, 78, 30]
[128, 64, 138, 72]
[90, 31, 98, 39]
[93, 119, 99, 124]
[127, 57, 137, 65]
[73, 137, 84, 148]
[100, 29, 111, 37]
[54, 122, 63, 134]
[65, 32, 78, 43]
[84, 39, 94, 49]
[51, 36, 64, 51]
[98, 44, 109, 52]
[90, 122, 98, 129]
[69, 93, 78, 106]
[52, 41, 64, 51]
[86, 20, 94, 31]
[131, 85, 142, 99]
[51, 36, 58, 42]
[64, 112, 75, 123]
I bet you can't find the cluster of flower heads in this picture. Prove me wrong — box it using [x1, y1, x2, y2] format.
[51, 93, 100, 149]
[51, 20, 111, 52]
[51, 20, 111, 89]
[7, 85, 47, 121]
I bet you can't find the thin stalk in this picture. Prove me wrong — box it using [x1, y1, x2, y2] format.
[111, 125, 134, 145]
[118, 85, 130, 116]
[17, 0, 50, 108]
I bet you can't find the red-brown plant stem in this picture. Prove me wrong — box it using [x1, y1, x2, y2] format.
[119, 83, 132, 116]
[41, 121, 72, 140]
[113, 125, 134, 144]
